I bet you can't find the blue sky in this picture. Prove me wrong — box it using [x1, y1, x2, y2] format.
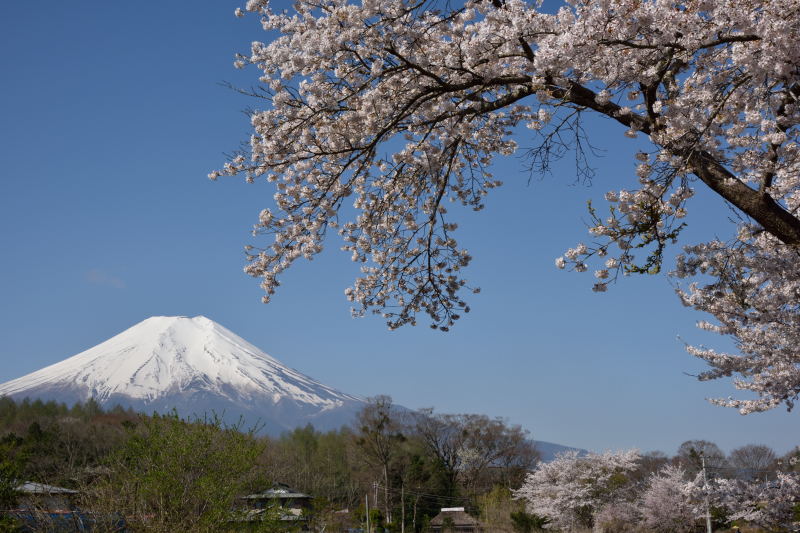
[0, 1, 796, 456]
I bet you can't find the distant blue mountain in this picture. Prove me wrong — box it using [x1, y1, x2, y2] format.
[534, 440, 588, 462]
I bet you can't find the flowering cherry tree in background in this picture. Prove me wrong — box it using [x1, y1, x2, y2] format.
[592, 500, 641, 533]
[708, 471, 800, 530]
[639, 465, 699, 532]
[214, 0, 800, 412]
[512, 449, 640, 529]
[513, 450, 798, 531]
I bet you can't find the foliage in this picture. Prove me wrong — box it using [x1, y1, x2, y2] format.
[477, 486, 549, 533]
[2, 397, 796, 533]
[0, 434, 24, 533]
[87, 411, 269, 533]
[509, 509, 549, 533]
[216, 0, 800, 412]
[0, 398, 135, 489]
[478, 486, 519, 532]
[0, 435, 24, 510]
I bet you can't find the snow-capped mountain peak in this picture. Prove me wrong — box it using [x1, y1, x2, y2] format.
[0, 316, 362, 433]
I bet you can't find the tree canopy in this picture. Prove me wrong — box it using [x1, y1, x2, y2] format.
[214, 0, 800, 413]
[515, 448, 800, 532]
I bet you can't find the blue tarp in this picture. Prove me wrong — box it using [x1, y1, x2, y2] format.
[4, 510, 127, 532]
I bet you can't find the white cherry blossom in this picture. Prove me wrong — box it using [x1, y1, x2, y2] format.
[215, 0, 800, 408]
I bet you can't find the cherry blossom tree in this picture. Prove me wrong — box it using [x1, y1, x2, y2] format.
[709, 472, 800, 530]
[639, 465, 699, 533]
[214, 0, 800, 411]
[592, 500, 641, 533]
[512, 449, 640, 530]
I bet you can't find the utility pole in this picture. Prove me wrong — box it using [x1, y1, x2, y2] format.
[702, 453, 713, 533]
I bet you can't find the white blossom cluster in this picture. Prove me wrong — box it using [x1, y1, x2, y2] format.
[214, 0, 800, 405]
[557, 0, 800, 280]
[217, 0, 538, 329]
[512, 449, 641, 530]
[638, 465, 699, 533]
[514, 451, 800, 531]
[674, 229, 800, 414]
[706, 471, 800, 529]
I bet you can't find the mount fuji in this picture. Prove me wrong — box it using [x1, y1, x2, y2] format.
[0, 316, 364, 434]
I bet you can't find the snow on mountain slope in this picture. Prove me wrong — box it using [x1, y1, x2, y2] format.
[0, 316, 363, 433]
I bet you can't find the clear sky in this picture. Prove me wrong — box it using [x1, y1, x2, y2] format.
[0, 1, 796, 457]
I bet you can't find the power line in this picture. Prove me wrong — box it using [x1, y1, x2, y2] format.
[373, 484, 472, 505]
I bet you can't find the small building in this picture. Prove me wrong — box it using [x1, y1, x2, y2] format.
[238, 483, 311, 513]
[16, 482, 79, 511]
[233, 483, 312, 531]
[428, 507, 483, 533]
[6, 482, 126, 532]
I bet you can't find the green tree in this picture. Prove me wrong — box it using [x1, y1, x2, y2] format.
[88, 412, 271, 533]
[0, 434, 25, 533]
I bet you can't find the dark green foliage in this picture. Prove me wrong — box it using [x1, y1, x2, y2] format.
[510, 510, 549, 532]
[0, 396, 136, 488]
[369, 508, 385, 528]
[0, 434, 25, 510]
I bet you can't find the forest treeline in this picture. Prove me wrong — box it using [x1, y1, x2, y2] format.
[0, 395, 537, 531]
[0, 395, 797, 532]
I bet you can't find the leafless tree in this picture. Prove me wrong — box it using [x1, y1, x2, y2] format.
[354, 395, 405, 523]
[728, 444, 777, 480]
[412, 409, 537, 497]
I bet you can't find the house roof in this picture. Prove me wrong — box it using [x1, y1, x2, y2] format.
[429, 508, 481, 526]
[16, 482, 78, 495]
[240, 483, 310, 500]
